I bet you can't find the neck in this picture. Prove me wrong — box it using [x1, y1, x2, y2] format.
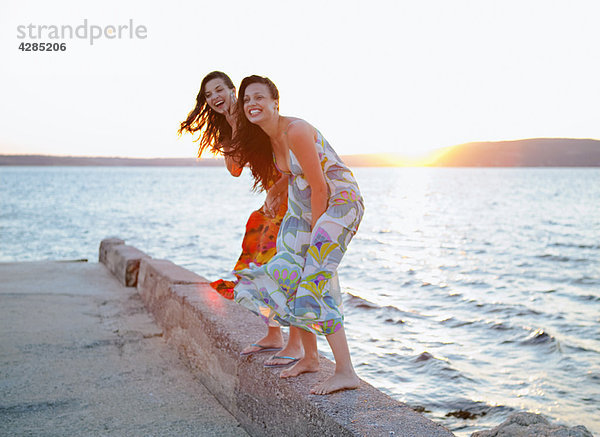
[258, 114, 282, 139]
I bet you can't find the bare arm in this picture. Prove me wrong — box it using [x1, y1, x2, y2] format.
[223, 102, 243, 177]
[287, 121, 327, 230]
[222, 142, 243, 177]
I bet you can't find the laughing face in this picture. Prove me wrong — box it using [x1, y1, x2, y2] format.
[204, 78, 235, 114]
[243, 82, 278, 124]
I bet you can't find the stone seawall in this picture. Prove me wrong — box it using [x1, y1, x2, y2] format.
[99, 238, 454, 437]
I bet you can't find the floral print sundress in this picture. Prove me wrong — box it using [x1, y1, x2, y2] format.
[234, 129, 363, 335]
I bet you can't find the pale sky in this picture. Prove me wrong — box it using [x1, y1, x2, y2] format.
[1, 0, 599, 159]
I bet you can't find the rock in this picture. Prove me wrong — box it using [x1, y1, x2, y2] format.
[471, 412, 593, 437]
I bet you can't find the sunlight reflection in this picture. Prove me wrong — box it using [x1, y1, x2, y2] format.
[195, 283, 225, 312]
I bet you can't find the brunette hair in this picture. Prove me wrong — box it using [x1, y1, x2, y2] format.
[178, 71, 235, 157]
[231, 75, 279, 191]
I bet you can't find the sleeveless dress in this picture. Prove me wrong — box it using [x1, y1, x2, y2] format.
[234, 130, 364, 335]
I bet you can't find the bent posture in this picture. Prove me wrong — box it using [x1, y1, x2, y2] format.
[232, 75, 364, 394]
[179, 71, 301, 367]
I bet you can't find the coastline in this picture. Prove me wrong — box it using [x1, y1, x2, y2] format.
[2, 137, 600, 167]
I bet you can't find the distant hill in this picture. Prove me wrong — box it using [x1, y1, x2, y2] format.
[1, 138, 599, 167]
[430, 138, 600, 167]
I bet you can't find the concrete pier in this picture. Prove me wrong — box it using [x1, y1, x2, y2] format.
[101, 239, 455, 437]
[0, 260, 248, 437]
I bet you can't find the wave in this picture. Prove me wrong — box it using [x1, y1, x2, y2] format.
[572, 276, 599, 285]
[349, 297, 379, 310]
[481, 302, 543, 317]
[497, 328, 562, 353]
[440, 315, 522, 335]
[563, 343, 600, 354]
[411, 351, 474, 382]
[440, 316, 475, 328]
[575, 293, 600, 302]
[488, 321, 514, 331]
[344, 293, 426, 321]
[384, 318, 405, 325]
[437, 316, 576, 355]
[542, 219, 575, 228]
[536, 254, 591, 263]
[520, 328, 557, 346]
[549, 242, 600, 250]
[585, 372, 600, 383]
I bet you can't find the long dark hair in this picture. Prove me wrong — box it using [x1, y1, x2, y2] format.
[231, 75, 280, 191]
[178, 71, 235, 157]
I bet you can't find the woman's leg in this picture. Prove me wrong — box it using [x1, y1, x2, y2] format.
[310, 325, 359, 394]
[280, 328, 320, 378]
[282, 203, 362, 382]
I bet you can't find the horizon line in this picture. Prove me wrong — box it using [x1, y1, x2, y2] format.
[1, 136, 599, 160]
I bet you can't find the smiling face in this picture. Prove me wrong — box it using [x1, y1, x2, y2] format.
[243, 82, 279, 124]
[204, 78, 235, 114]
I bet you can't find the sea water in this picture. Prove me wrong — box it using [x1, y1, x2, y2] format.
[1, 166, 598, 435]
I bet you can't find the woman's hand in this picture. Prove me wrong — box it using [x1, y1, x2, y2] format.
[263, 175, 288, 217]
[224, 90, 237, 126]
[222, 141, 243, 177]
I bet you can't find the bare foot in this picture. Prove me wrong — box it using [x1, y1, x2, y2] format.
[280, 356, 319, 378]
[310, 371, 360, 395]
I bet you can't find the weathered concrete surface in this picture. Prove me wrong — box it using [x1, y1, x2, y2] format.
[99, 238, 150, 287]
[471, 412, 593, 437]
[98, 237, 124, 264]
[133, 258, 455, 437]
[0, 261, 248, 437]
